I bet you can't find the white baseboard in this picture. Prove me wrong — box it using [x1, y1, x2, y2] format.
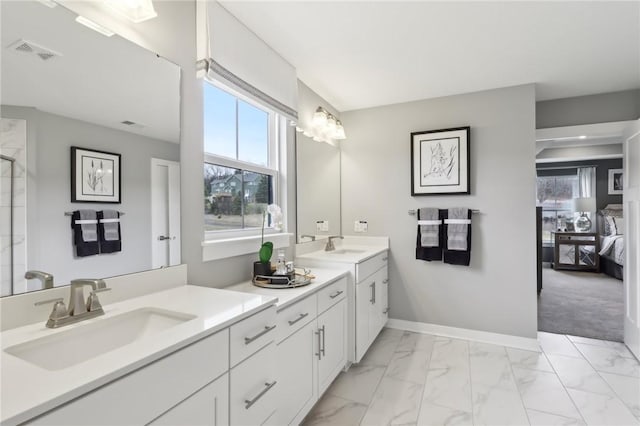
[386, 318, 540, 352]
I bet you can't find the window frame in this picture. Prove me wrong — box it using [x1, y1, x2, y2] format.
[202, 78, 289, 255]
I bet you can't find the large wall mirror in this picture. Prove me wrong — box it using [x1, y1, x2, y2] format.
[296, 134, 341, 243]
[0, 1, 181, 296]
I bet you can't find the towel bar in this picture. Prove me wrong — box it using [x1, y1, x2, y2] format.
[408, 209, 479, 216]
[65, 211, 125, 216]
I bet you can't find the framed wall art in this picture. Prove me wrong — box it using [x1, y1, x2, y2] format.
[608, 168, 623, 195]
[411, 126, 470, 196]
[71, 146, 121, 203]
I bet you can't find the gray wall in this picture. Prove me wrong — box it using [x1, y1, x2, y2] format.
[59, 1, 297, 288]
[1, 105, 179, 286]
[536, 89, 640, 129]
[341, 84, 538, 339]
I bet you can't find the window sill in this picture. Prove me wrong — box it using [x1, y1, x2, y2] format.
[202, 232, 293, 262]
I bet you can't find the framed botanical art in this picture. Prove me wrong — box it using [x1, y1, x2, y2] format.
[608, 168, 623, 195]
[71, 146, 121, 203]
[411, 126, 470, 196]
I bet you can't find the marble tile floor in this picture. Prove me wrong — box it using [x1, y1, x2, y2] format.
[303, 329, 640, 426]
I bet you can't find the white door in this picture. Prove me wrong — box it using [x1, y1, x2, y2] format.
[151, 158, 181, 269]
[317, 299, 347, 395]
[624, 119, 640, 359]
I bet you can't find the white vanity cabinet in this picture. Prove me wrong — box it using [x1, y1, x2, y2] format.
[270, 276, 347, 426]
[25, 305, 278, 426]
[356, 264, 388, 361]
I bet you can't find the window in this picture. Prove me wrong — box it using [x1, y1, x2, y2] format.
[203, 81, 280, 236]
[536, 174, 578, 243]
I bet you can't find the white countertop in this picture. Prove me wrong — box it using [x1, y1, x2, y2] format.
[295, 244, 388, 264]
[0, 285, 277, 425]
[226, 266, 349, 311]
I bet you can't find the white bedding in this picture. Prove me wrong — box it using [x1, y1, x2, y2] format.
[600, 235, 624, 266]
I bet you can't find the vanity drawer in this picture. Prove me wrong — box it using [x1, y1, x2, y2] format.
[276, 294, 317, 343]
[317, 276, 347, 314]
[355, 251, 388, 283]
[230, 343, 277, 426]
[230, 305, 277, 367]
[29, 329, 229, 426]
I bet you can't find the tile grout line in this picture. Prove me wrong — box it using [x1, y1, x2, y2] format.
[413, 333, 437, 425]
[466, 338, 476, 426]
[503, 344, 533, 425]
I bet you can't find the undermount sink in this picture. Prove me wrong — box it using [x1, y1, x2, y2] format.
[326, 249, 367, 255]
[5, 308, 196, 371]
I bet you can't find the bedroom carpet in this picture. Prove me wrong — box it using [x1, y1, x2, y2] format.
[538, 267, 624, 342]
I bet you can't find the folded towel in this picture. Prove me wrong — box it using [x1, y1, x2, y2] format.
[98, 210, 121, 253]
[419, 208, 440, 247]
[416, 209, 445, 262]
[72, 210, 99, 257]
[447, 208, 469, 251]
[443, 208, 472, 266]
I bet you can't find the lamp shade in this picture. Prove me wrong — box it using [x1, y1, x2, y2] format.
[574, 197, 596, 213]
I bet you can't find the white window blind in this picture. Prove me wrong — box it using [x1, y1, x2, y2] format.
[197, 1, 298, 121]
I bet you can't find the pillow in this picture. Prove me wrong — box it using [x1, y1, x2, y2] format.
[604, 215, 617, 236]
[614, 217, 624, 235]
[600, 208, 623, 219]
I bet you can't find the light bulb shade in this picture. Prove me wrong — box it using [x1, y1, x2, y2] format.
[334, 121, 346, 140]
[326, 115, 337, 134]
[105, 0, 157, 23]
[312, 107, 328, 128]
[574, 197, 596, 213]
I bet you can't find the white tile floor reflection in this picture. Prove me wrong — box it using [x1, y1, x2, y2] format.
[303, 329, 640, 426]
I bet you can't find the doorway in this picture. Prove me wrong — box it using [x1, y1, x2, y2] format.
[151, 158, 181, 269]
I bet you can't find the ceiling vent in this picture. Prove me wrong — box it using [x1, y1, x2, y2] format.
[7, 39, 61, 61]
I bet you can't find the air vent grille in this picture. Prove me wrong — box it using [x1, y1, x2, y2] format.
[7, 39, 61, 61]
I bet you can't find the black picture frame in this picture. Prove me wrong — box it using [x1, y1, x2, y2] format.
[411, 126, 470, 196]
[71, 146, 121, 203]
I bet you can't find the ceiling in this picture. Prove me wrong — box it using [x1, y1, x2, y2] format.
[1, 1, 180, 143]
[221, 1, 640, 112]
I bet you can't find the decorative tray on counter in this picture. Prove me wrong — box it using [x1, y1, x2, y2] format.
[252, 269, 314, 289]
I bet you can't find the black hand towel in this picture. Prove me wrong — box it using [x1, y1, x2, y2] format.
[443, 209, 472, 266]
[71, 210, 99, 257]
[416, 208, 444, 261]
[98, 210, 122, 253]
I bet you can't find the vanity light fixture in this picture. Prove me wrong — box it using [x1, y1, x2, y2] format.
[105, 0, 157, 23]
[36, 0, 57, 8]
[302, 106, 347, 143]
[75, 16, 115, 37]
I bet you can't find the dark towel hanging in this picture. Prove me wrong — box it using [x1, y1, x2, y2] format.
[442, 209, 472, 266]
[98, 210, 122, 253]
[415, 209, 444, 261]
[71, 210, 99, 257]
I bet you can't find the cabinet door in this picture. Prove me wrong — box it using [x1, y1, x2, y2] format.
[380, 271, 389, 327]
[150, 373, 229, 426]
[355, 281, 371, 362]
[317, 298, 347, 394]
[368, 268, 388, 342]
[272, 321, 317, 426]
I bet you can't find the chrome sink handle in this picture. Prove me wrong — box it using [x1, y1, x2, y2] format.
[35, 298, 69, 327]
[69, 279, 109, 316]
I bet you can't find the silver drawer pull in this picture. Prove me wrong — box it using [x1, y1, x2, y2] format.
[244, 325, 276, 345]
[382, 256, 388, 261]
[370, 282, 376, 304]
[288, 312, 309, 326]
[383, 278, 389, 284]
[329, 290, 344, 299]
[244, 381, 277, 409]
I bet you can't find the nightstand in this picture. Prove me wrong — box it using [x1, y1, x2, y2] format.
[552, 232, 599, 272]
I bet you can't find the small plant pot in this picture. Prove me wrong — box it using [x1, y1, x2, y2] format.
[253, 261, 272, 277]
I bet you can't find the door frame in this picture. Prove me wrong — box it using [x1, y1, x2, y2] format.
[150, 158, 181, 268]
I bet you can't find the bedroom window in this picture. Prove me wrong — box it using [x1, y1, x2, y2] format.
[536, 174, 579, 243]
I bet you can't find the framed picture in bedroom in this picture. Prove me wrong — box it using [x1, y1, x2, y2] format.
[608, 168, 623, 195]
[411, 126, 470, 196]
[71, 146, 121, 203]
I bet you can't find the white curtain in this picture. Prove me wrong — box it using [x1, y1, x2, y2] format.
[577, 166, 596, 198]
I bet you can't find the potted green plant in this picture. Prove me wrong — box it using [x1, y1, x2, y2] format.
[254, 204, 282, 277]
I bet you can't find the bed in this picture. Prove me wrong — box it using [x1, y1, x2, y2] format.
[597, 204, 624, 280]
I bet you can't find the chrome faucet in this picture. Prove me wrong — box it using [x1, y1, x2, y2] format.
[325, 235, 344, 251]
[25, 270, 54, 289]
[300, 234, 316, 242]
[34, 278, 111, 328]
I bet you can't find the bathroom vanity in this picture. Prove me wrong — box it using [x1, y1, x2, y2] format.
[296, 237, 389, 363]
